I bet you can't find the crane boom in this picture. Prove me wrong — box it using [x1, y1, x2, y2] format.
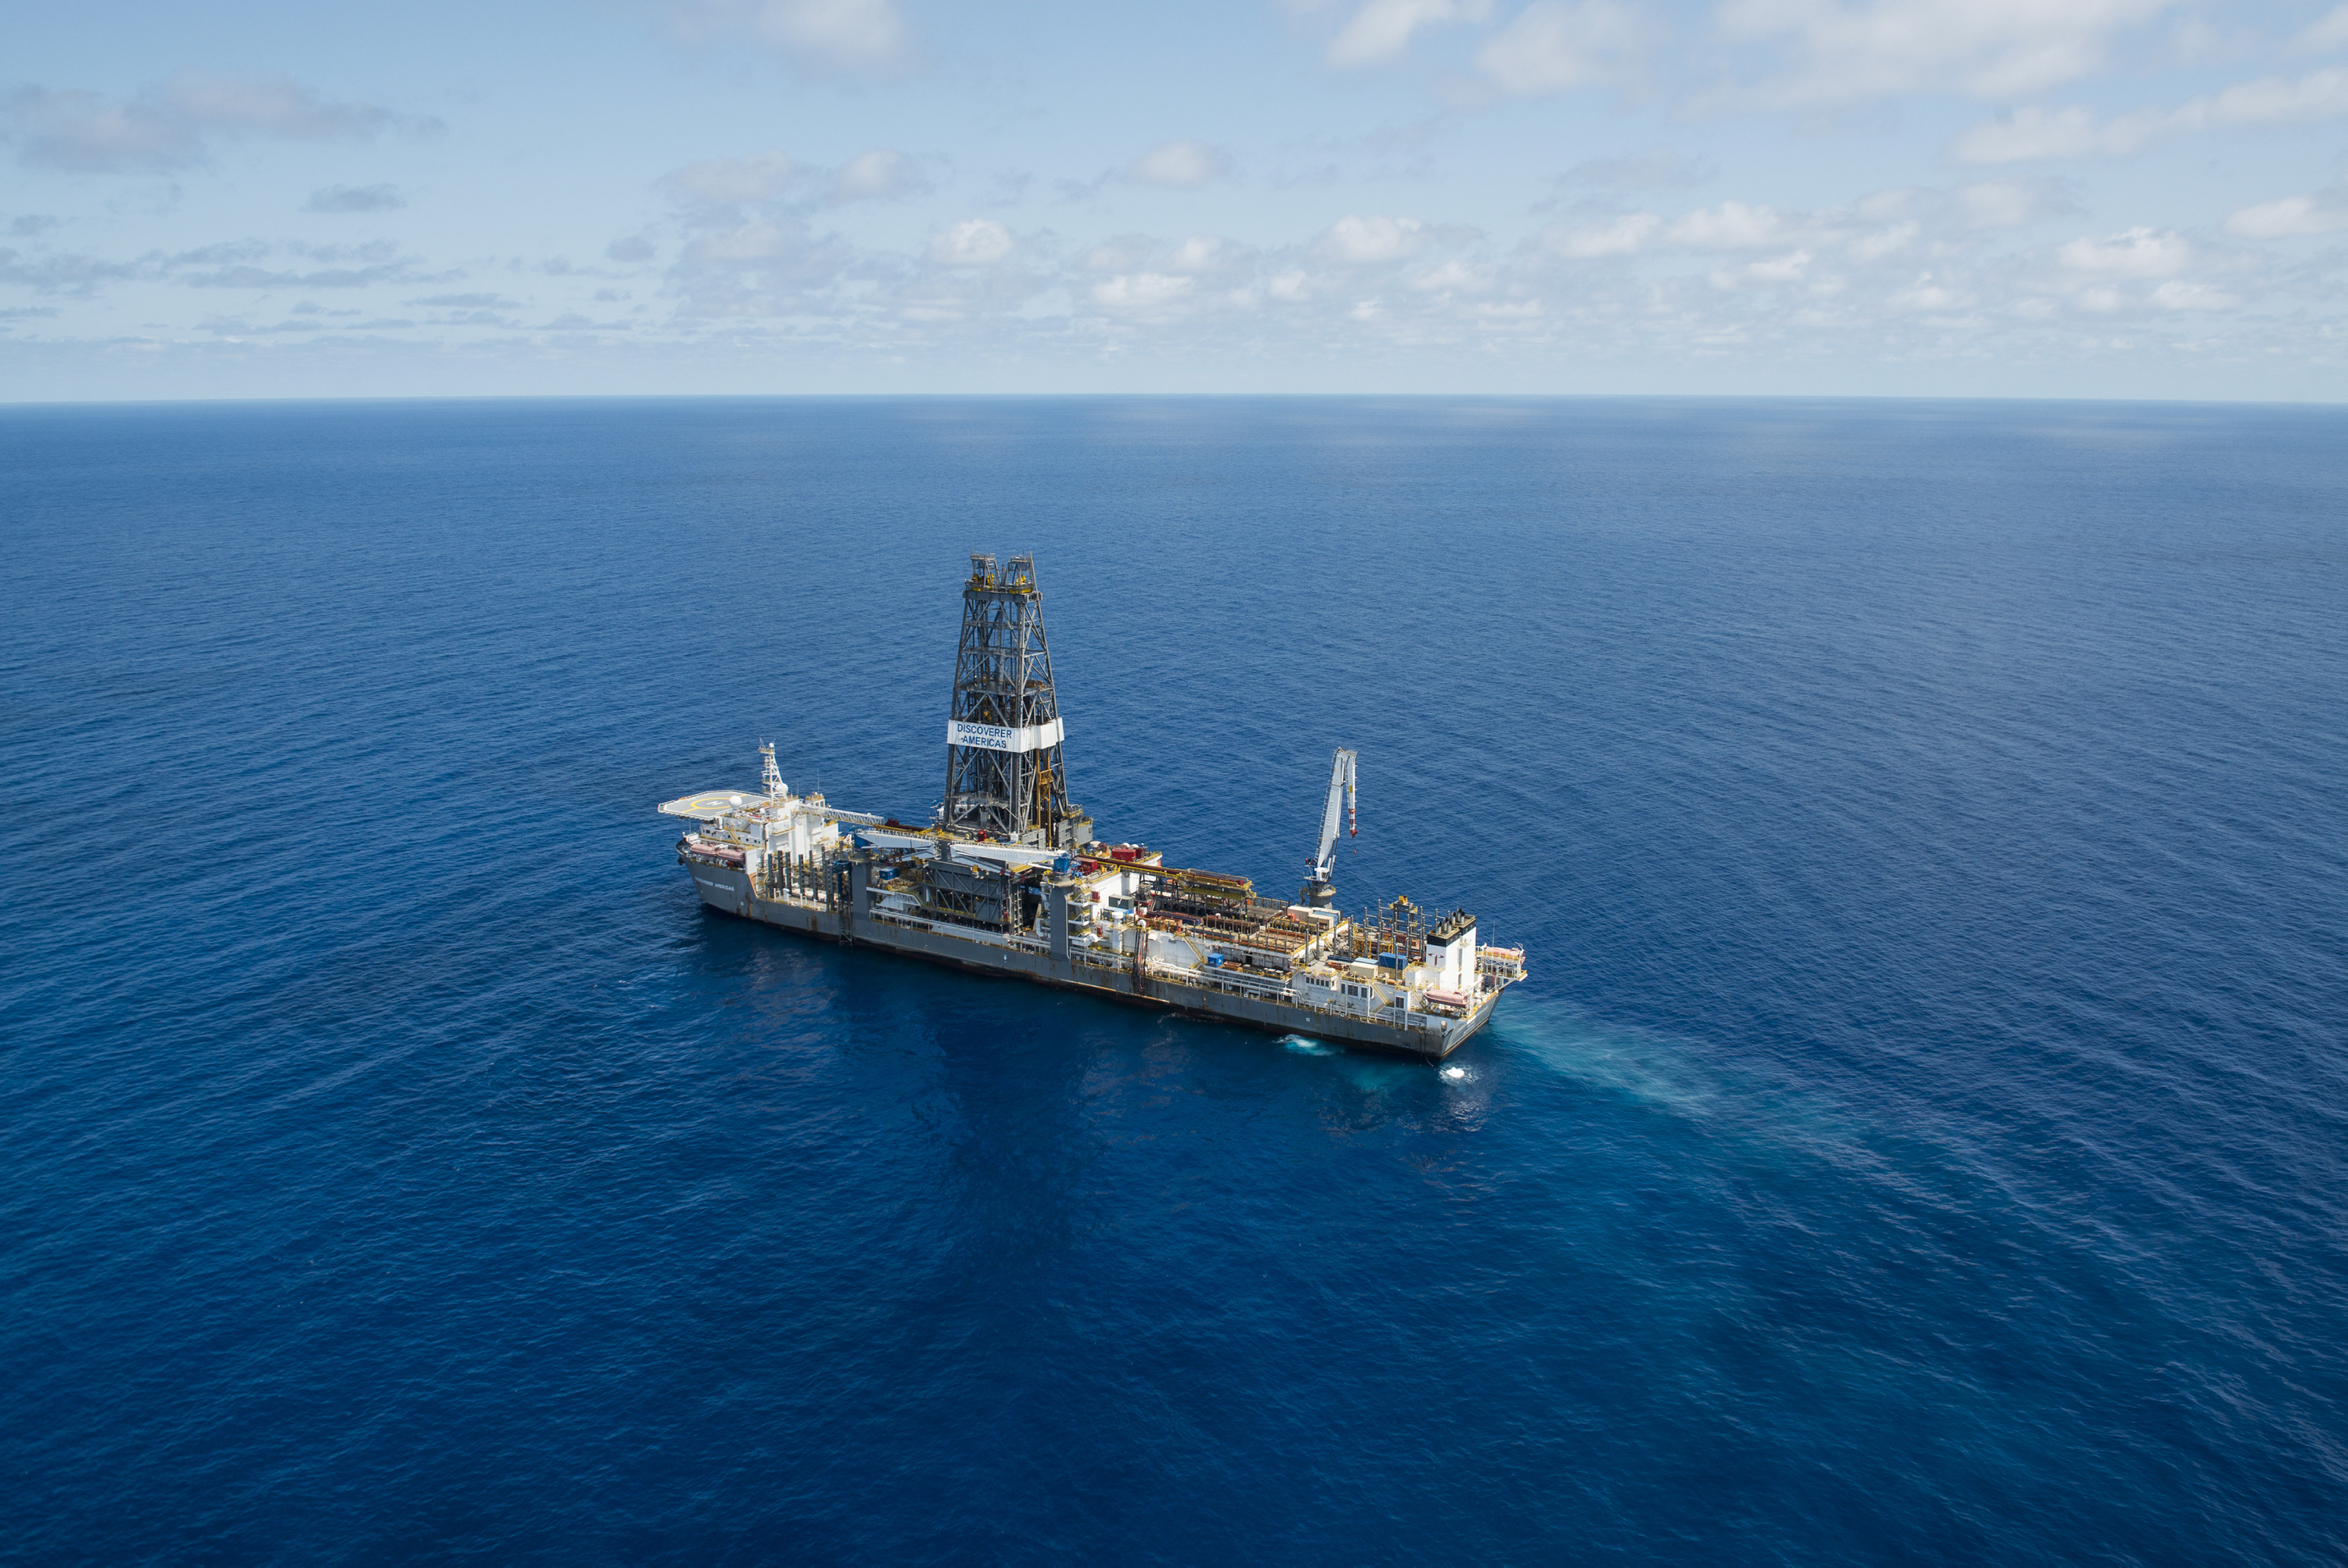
[1298, 747, 1357, 908]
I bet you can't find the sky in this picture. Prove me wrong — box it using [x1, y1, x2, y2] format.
[5, 0, 2347, 400]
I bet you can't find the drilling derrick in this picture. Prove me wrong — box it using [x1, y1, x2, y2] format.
[942, 552, 1086, 847]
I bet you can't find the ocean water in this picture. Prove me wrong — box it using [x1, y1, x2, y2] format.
[2, 396, 2343, 1564]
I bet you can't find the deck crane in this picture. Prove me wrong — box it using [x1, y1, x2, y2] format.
[1298, 747, 1358, 908]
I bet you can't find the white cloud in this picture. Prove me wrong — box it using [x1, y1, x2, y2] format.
[20, 128, 2343, 386]
[1847, 221, 1918, 261]
[1327, 0, 1489, 67]
[1950, 106, 2159, 163]
[1889, 273, 1968, 310]
[766, 0, 906, 64]
[1477, 0, 1653, 95]
[1952, 67, 2348, 163]
[1545, 211, 1661, 256]
[1665, 200, 1801, 248]
[1166, 234, 1248, 272]
[1548, 199, 1867, 259]
[1711, 250, 1813, 287]
[1091, 272, 1194, 312]
[2179, 66, 2348, 125]
[665, 150, 798, 205]
[1853, 186, 1915, 221]
[1079, 234, 1250, 278]
[2, 72, 423, 173]
[1316, 214, 1432, 261]
[1957, 178, 2069, 228]
[1716, 0, 2176, 105]
[1125, 141, 1230, 189]
[664, 214, 864, 317]
[1411, 258, 1496, 290]
[2298, 5, 2348, 52]
[164, 74, 407, 136]
[829, 149, 925, 203]
[2225, 192, 2348, 236]
[2057, 225, 2192, 277]
[928, 218, 1015, 267]
[675, 0, 909, 71]
[2149, 279, 2237, 309]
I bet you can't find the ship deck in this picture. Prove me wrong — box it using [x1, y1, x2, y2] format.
[679, 858, 1500, 1061]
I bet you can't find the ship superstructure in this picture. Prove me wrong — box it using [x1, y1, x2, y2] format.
[660, 555, 1525, 1059]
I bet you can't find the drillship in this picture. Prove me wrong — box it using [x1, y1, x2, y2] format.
[659, 553, 1525, 1059]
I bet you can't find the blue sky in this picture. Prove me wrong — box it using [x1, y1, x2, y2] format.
[5, 0, 2346, 399]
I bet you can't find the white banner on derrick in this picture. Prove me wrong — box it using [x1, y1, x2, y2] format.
[946, 717, 1066, 753]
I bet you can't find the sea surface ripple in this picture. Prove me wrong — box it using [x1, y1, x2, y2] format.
[2, 397, 2343, 1563]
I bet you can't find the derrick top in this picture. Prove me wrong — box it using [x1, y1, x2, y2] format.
[967, 552, 1038, 592]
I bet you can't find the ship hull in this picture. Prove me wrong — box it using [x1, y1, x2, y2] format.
[680, 862, 1496, 1061]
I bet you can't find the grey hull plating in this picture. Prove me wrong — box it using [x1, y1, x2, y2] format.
[682, 861, 1495, 1061]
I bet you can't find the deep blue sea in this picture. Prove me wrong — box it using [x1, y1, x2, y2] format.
[3, 397, 2345, 1564]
